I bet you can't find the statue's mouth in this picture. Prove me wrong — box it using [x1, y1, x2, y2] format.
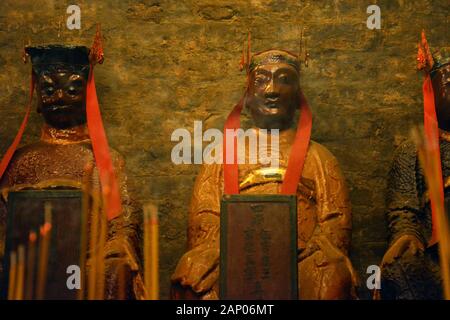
[44, 105, 76, 113]
[263, 101, 280, 114]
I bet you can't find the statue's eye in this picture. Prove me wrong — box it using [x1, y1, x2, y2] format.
[44, 86, 55, 95]
[445, 75, 450, 85]
[67, 86, 80, 95]
[255, 75, 267, 86]
[66, 80, 83, 95]
[278, 74, 290, 84]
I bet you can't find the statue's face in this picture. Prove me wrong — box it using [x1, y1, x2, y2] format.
[246, 63, 300, 130]
[432, 64, 450, 131]
[36, 69, 87, 129]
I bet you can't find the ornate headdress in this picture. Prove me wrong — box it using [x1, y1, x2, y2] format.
[249, 50, 300, 73]
[24, 45, 91, 77]
[239, 30, 309, 75]
[431, 48, 450, 75]
[417, 30, 450, 76]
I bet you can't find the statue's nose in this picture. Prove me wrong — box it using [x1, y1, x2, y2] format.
[265, 91, 280, 100]
[265, 79, 280, 97]
[56, 89, 64, 99]
[265, 79, 274, 92]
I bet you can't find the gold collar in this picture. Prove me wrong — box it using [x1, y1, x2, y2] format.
[40, 124, 90, 145]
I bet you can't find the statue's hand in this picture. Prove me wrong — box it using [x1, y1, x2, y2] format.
[171, 242, 219, 294]
[299, 234, 346, 264]
[298, 235, 358, 299]
[381, 234, 424, 267]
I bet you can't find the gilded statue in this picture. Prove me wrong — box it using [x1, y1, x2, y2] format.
[171, 48, 358, 299]
[0, 42, 144, 299]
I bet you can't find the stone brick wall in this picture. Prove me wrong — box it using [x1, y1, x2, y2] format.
[0, 0, 448, 299]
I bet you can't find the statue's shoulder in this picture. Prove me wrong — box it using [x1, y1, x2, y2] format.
[386, 139, 422, 208]
[307, 140, 339, 165]
[108, 147, 125, 167]
[390, 139, 418, 174]
[1, 142, 54, 187]
[9, 141, 49, 164]
[197, 161, 222, 178]
[10, 141, 95, 163]
[392, 139, 417, 161]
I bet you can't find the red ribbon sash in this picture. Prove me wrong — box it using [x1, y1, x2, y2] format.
[0, 73, 35, 181]
[423, 75, 442, 246]
[86, 66, 122, 220]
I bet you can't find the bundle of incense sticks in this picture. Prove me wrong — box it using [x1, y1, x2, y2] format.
[36, 202, 52, 300]
[9, 204, 52, 300]
[8, 233, 38, 300]
[143, 203, 159, 300]
[412, 128, 450, 300]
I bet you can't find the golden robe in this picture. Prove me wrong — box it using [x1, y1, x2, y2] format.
[0, 124, 144, 299]
[172, 128, 358, 299]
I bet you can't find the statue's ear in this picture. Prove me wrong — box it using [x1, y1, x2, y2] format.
[243, 91, 249, 111]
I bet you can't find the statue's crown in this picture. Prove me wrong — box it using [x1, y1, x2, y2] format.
[25, 45, 91, 76]
[249, 50, 300, 72]
[431, 47, 450, 75]
[239, 30, 309, 76]
[23, 25, 104, 77]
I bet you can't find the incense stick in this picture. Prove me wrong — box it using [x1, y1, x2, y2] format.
[144, 203, 159, 300]
[15, 245, 25, 300]
[144, 205, 150, 300]
[25, 231, 37, 300]
[36, 203, 52, 300]
[7, 251, 17, 300]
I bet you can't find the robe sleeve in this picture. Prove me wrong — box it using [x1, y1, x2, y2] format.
[103, 152, 145, 299]
[105, 152, 143, 270]
[386, 141, 426, 246]
[187, 163, 223, 249]
[311, 144, 352, 255]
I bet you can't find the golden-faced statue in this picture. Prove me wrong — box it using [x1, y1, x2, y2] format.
[171, 49, 358, 300]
